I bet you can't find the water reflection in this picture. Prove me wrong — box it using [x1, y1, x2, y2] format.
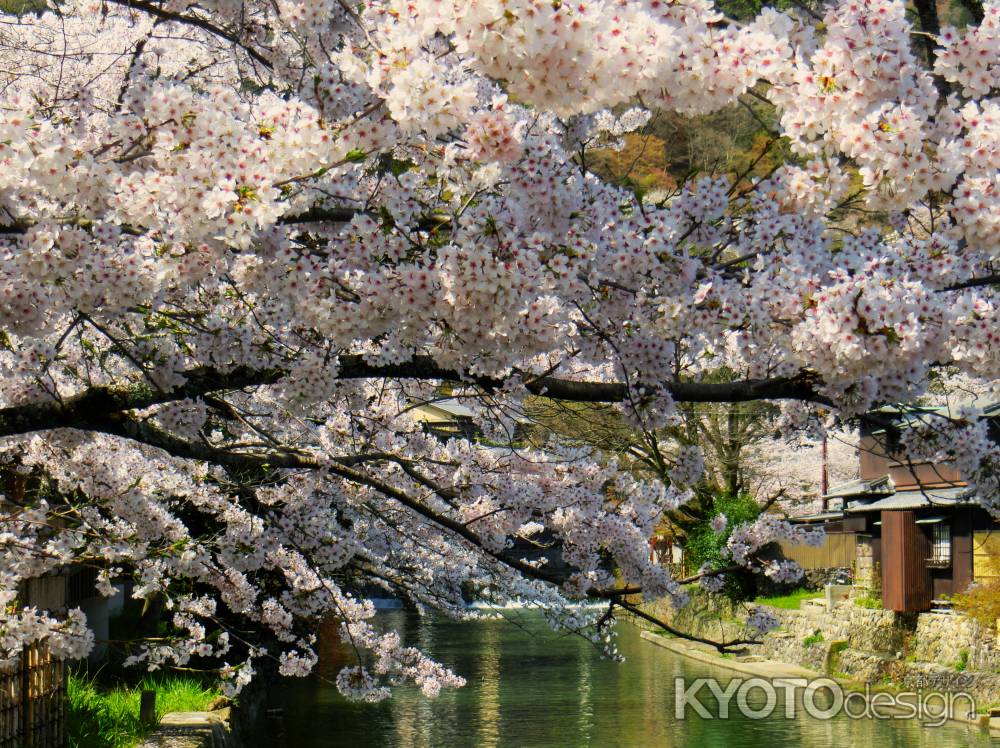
[261, 611, 996, 748]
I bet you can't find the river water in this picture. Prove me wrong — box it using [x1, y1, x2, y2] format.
[261, 610, 996, 747]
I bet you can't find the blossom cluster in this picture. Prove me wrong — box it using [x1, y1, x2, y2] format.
[0, 0, 997, 701]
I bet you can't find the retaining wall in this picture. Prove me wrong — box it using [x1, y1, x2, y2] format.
[640, 590, 1000, 705]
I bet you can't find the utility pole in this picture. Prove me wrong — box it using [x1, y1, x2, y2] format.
[821, 436, 829, 512]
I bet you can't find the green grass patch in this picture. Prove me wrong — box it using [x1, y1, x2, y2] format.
[954, 648, 970, 673]
[802, 631, 825, 647]
[976, 700, 1000, 715]
[853, 594, 882, 609]
[0, 0, 46, 15]
[68, 671, 222, 748]
[753, 588, 823, 610]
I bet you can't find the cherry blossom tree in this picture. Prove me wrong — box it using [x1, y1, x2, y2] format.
[0, 0, 998, 701]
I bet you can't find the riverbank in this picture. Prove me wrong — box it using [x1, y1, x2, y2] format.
[67, 671, 224, 748]
[639, 629, 997, 732]
[636, 590, 1000, 735]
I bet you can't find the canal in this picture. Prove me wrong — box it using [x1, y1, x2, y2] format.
[262, 610, 996, 747]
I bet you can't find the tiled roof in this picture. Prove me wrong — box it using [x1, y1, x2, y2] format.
[822, 475, 894, 499]
[844, 486, 976, 513]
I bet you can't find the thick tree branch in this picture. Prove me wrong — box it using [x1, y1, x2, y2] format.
[956, 0, 985, 23]
[941, 273, 1000, 292]
[0, 359, 831, 440]
[105, 0, 275, 70]
[912, 0, 942, 68]
[616, 600, 760, 652]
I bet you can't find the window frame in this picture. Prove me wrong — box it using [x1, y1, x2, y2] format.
[928, 522, 951, 567]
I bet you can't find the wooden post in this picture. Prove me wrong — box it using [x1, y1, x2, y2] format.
[139, 690, 157, 728]
[820, 436, 829, 512]
[21, 645, 29, 748]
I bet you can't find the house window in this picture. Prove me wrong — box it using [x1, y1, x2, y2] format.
[930, 523, 951, 565]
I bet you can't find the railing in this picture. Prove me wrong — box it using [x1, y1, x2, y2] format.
[0, 642, 66, 748]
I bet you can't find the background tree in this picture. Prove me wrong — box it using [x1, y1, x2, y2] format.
[522, 377, 782, 545]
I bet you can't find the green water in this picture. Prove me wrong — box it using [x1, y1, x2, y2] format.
[261, 610, 997, 747]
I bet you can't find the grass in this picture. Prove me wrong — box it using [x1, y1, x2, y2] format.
[753, 588, 824, 610]
[68, 671, 222, 748]
[802, 631, 825, 647]
[976, 700, 1000, 715]
[954, 648, 970, 673]
[853, 594, 883, 609]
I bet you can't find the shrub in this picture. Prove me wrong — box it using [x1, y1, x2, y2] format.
[684, 493, 762, 600]
[954, 648, 970, 673]
[853, 594, 882, 609]
[953, 579, 1000, 630]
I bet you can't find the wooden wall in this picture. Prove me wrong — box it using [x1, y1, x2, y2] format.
[974, 529, 1000, 583]
[775, 533, 857, 570]
[881, 511, 933, 612]
[952, 511, 974, 594]
[857, 434, 962, 487]
[0, 643, 65, 748]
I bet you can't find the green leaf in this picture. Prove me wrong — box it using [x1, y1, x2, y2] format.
[345, 148, 368, 163]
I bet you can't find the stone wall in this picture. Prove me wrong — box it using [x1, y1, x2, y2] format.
[764, 605, 1000, 702]
[751, 604, 903, 670]
[910, 612, 1000, 672]
[639, 589, 1000, 705]
[641, 591, 744, 643]
[853, 536, 877, 593]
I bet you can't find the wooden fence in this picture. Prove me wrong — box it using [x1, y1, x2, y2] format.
[0, 642, 66, 748]
[773, 532, 857, 570]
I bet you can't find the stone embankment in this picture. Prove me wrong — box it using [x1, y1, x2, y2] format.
[641, 591, 1000, 706]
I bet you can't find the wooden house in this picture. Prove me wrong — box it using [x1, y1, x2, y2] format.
[790, 403, 1000, 612]
[409, 398, 481, 441]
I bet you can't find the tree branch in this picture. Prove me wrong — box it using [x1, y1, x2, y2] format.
[941, 273, 1000, 292]
[65, 413, 763, 652]
[105, 0, 274, 70]
[616, 600, 760, 652]
[0, 359, 831, 440]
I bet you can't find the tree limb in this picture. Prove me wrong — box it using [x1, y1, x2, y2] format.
[0, 359, 832, 440]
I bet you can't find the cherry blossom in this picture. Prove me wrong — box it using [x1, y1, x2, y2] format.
[0, 0, 997, 697]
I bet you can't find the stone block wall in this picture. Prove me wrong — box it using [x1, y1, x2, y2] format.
[751, 605, 902, 669]
[910, 612, 1000, 672]
[639, 588, 1000, 706]
[853, 536, 877, 595]
[753, 605, 1000, 705]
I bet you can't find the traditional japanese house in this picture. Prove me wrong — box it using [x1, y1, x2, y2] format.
[791, 403, 1000, 612]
